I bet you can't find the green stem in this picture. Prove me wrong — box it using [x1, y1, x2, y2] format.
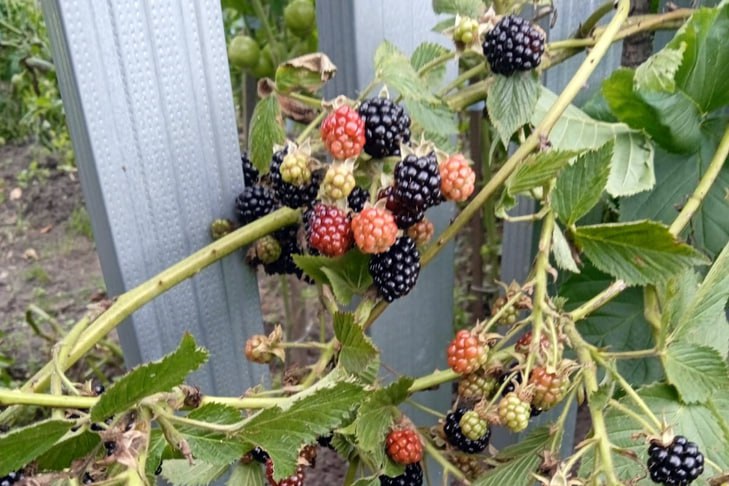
[422, 436, 467, 483]
[405, 398, 446, 419]
[199, 395, 283, 409]
[343, 456, 360, 486]
[409, 369, 459, 393]
[568, 280, 627, 322]
[525, 210, 555, 378]
[669, 122, 729, 236]
[280, 275, 294, 335]
[300, 343, 336, 388]
[608, 399, 659, 435]
[296, 110, 326, 145]
[549, 382, 578, 452]
[0, 389, 96, 409]
[474, 288, 529, 336]
[282, 90, 323, 109]
[437, 63, 486, 97]
[603, 348, 658, 359]
[417, 51, 456, 77]
[279, 341, 329, 350]
[250, 0, 278, 63]
[0, 208, 301, 426]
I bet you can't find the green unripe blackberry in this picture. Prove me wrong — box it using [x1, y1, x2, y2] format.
[459, 410, 489, 441]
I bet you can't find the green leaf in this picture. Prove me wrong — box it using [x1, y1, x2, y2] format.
[410, 42, 450, 85]
[619, 122, 729, 257]
[161, 460, 227, 486]
[146, 429, 172, 478]
[227, 461, 265, 485]
[669, 4, 729, 112]
[36, 431, 100, 471]
[353, 377, 413, 454]
[239, 378, 364, 480]
[473, 427, 551, 486]
[375, 42, 437, 103]
[404, 99, 458, 136]
[352, 478, 380, 486]
[560, 264, 662, 385]
[248, 96, 286, 173]
[572, 221, 708, 286]
[505, 150, 579, 197]
[553, 142, 613, 226]
[431, 0, 484, 16]
[487, 72, 540, 147]
[603, 69, 703, 154]
[634, 43, 686, 93]
[274, 53, 336, 94]
[552, 223, 580, 274]
[293, 250, 372, 305]
[0, 419, 73, 476]
[663, 343, 729, 403]
[531, 87, 655, 197]
[178, 404, 246, 465]
[91, 333, 208, 421]
[673, 241, 729, 356]
[582, 384, 729, 483]
[333, 312, 380, 382]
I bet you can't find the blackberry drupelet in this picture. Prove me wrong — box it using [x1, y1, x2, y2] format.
[241, 151, 260, 186]
[358, 97, 411, 158]
[393, 151, 442, 211]
[379, 463, 423, 486]
[270, 148, 322, 208]
[235, 185, 278, 225]
[444, 408, 490, 453]
[482, 15, 545, 76]
[369, 236, 420, 302]
[347, 186, 370, 213]
[648, 436, 704, 486]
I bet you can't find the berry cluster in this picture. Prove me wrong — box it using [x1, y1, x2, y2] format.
[0, 470, 24, 486]
[232, 97, 476, 307]
[379, 463, 423, 486]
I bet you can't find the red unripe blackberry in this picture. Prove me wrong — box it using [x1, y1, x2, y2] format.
[351, 207, 398, 254]
[379, 463, 423, 486]
[305, 204, 353, 257]
[386, 428, 423, 465]
[529, 367, 568, 410]
[648, 436, 704, 486]
[347, 186, 370, 213]
[439, 154, 475, 202]
[394, 152, 442, 211]
[369, 236, 421, 302]
[235, 185, 278, 225]
[444, 408, 490, 453]
[265, 459, 305, 486]
[321, 104, 366, 160]
[482, 15, 545, 76]
[447, 329, 487, 375]
[358, 97, 411, 158]
[270, 148, 322, 208]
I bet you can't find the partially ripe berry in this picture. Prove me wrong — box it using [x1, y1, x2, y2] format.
[447, 329, 488, 374]
[351, 207, 398, 254]
[444, 408, 490, 453]
[386, 428, 423, 465]
[498, 392, 530, 432]
[459, 410, 489, 441]
[529, 367, 568, 411]
[440, 154, 475, 202]
[254, 235, 283, 264]
[306, 204, 353, 257]
[321, 105, 365, 160]
[265, 459, 305, 486]
[321, 161, 356, 200]
[210, 218, 233, 240]
[458, 370, 497, 400]
[406, 218, 434, 246]
[280, 152, 311, 186]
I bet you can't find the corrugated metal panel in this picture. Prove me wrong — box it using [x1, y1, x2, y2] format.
[40, 0, 265, 396]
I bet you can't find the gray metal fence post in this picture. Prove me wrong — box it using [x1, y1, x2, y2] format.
[40, 0, 265, 396]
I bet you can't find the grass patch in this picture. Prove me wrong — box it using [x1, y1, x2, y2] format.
[24, 264, 50, 284]
[68, 206, 93, 240]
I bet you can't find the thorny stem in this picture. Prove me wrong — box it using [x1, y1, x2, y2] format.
[296, 110, 327, 145]
[473, 287, 529, 335]
[602, 348, 658, 360]
[437, 63, 487, 97]
[524, 210, 555, 379]
[422, 435, 468, 483]
[417, 51, 456, 77]
[0, 389, 96, 409]
[549, 378, 580, 452]
[568, 281, 627, 322]
[342, 456, 360, 486]
[608, 399, 659, 435]
[0, 208, 301, 425]
[405, 398, 446, 419]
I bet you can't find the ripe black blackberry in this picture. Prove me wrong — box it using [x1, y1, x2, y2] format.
[379, 187, 424, 230]
[648, 436, 704, 486]
[444, 408, 490, 453]
[379, 463, 423, 486]
[241, 151, 260, 186]
[482, 15, 545, 76]
[1, 470, 23, 486]
[369, 237, 421, 302]
[270, 148, 322, 208]
[251, 446, 270, 464]
[358, 97, 411, 158]
[235, 185, 278, 225]
[393, 151, 442, 211]
[263, 238, 305, 279]
[347, 186, 370, 213]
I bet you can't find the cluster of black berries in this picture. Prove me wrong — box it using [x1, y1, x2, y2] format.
[379, 463, 423, 486]
[0, 470, 24, 486]
[444, 408, 491, 454]
[482, 15, 545, 76]
[648, 436, 704, 486]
